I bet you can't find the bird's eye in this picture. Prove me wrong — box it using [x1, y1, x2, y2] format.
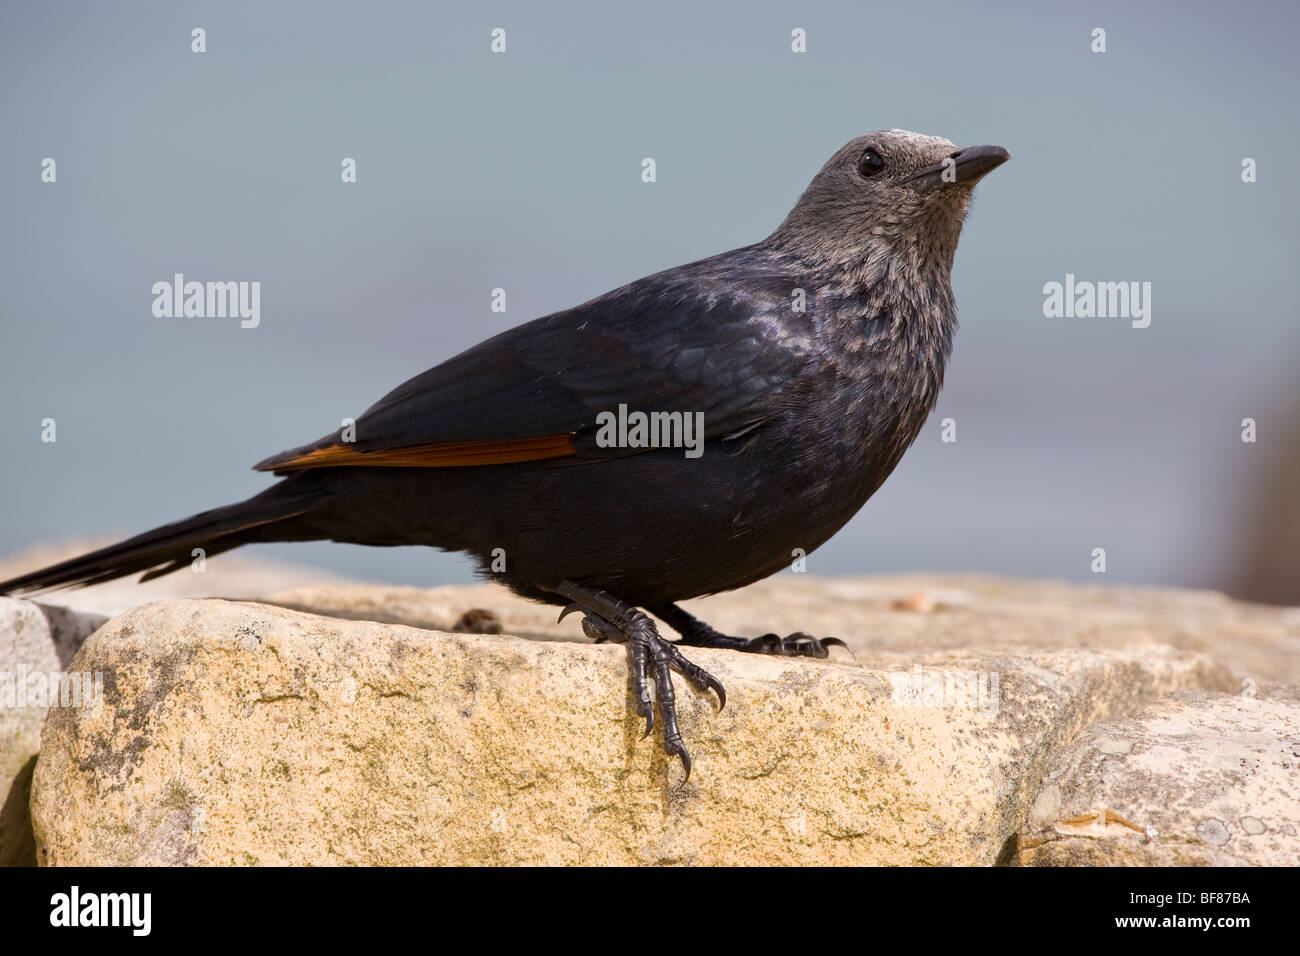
[857, 149, 885, 177]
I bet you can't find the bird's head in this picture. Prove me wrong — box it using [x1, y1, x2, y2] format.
[769, 129, 1009, 276]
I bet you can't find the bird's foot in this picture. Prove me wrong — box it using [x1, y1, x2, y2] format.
[555, 586, 724, 778]
[648, 602, 851, 659]
[681, 630, 849, 658]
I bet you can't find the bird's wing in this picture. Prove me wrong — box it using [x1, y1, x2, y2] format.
[254, 249, 819, 473]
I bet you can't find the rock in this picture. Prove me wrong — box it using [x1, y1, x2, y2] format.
[0, 598, 107, 865]
[263, 583, 577, 641]
[30, 590, 1251, 866]
[1017, 690, 1300, 865]
[266, 572, 1300, 685]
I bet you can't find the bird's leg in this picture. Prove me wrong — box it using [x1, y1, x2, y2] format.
[649, 602, 849, 660]
[550, 581, 725, 778]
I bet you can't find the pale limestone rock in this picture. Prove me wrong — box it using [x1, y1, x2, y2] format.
[16, 571, 1300, 866]
[0, 598, 107, 865]
[0, 540, 345, 865]
[1018, 690, 1300, 865]
[30, 595, 1240, 866]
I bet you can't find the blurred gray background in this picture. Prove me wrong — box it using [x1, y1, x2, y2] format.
[2, 0, 1297, 602]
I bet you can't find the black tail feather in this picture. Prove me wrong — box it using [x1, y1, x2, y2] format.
[0, 483, 323, 596]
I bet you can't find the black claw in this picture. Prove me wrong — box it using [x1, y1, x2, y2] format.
[663, 644, 727, 711]
[706, 674, 726, 711]
[661, 734, 692, 779]
[821, 636, 853, 658]
[557, 602, 584, 623]
[638, 692, 654, 738]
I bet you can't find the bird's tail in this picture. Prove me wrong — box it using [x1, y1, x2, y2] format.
[0, 480, 326, 596]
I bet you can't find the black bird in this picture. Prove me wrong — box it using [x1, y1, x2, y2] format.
[1, 130, 1009, 776]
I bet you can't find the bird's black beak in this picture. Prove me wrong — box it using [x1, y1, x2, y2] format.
[909, 145, 1010, 191]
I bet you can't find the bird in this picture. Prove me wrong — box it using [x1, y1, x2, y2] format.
[1, 130, 1009, 777]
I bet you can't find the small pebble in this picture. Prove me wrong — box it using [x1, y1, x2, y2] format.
[452, 608, 503, 634]
[891, 592, 936, 613]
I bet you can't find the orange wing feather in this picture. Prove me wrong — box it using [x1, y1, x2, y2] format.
[269, 434, 575, 471]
